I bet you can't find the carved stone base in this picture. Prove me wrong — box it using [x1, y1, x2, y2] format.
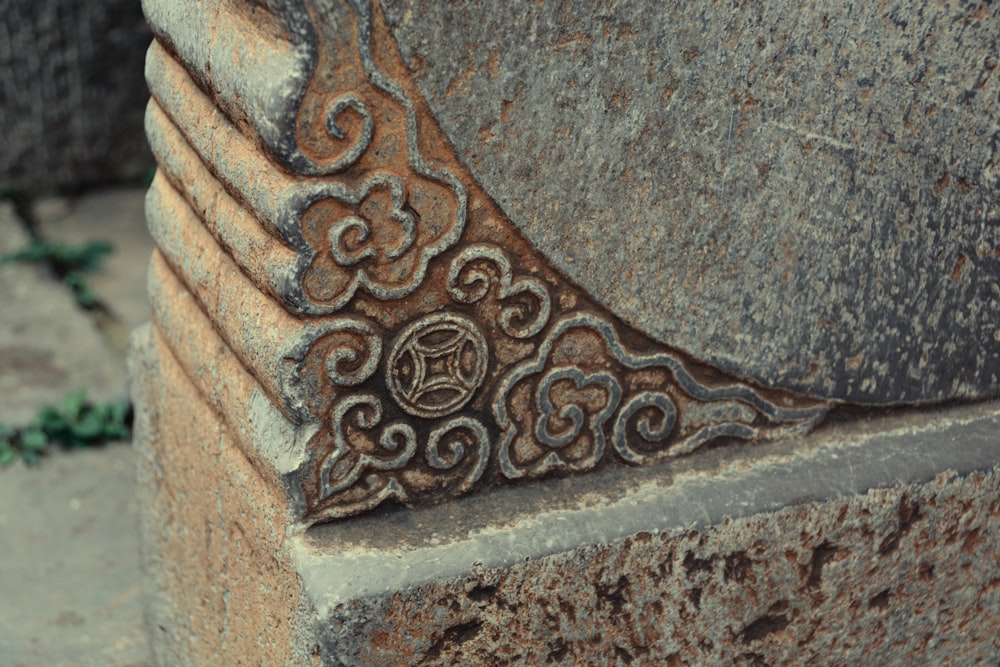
[141, 0, 830, 526]
[131, 323, 1000, 665]
[132, 0, 1000, 663]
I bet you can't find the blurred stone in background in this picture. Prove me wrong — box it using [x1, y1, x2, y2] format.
[0, 0, 153, 190]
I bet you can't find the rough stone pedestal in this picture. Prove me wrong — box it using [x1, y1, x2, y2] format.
[131, 323, 1000, 664]
[131, 317, 1000, 664]
[132, 1, 1000, 664]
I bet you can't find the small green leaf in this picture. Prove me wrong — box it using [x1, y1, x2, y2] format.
[21, 428, 48, 451]
[109, 402, 127, 422]
[61, 389, 87, 421]
[0, 394, 132, 466]
[103, 421, 128, 441]
[2, 238, 113, 274]
[0, 446, 16, 466]
[37, 406, 68, 433]
[1, 242, 50, 264]
[70, 409, 105, 441]
[80, 241, 114, 272]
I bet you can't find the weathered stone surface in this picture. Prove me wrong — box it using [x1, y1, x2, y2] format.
[0, 202, 125, 425]
[129, 324, 318, 667]
[142, 0, 829, 524]
[380, 0, 1000, 405]
[318, 466, 1000, 665]
[131, 317, 1000, 664]
[0, 1, 152, 189]
[131, 1, 1000, 664]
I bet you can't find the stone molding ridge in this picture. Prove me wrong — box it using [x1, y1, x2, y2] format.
[143, 0, 830, 523]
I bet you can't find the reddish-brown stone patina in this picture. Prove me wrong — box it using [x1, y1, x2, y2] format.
[131, 1, 1000, 664]
[143, 0, 827, 523]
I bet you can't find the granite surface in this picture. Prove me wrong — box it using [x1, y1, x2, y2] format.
[131, 313, 1000, 664]
[323, 466, 1000, 665]
[381, 0, 1000, 405]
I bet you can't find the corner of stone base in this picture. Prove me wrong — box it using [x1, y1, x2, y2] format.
[129, 323, 320, 666]
[131, 320, 1000, 664]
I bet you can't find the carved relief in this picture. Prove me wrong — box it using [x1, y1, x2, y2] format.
[493, 313, 827, 479]
[145, 0, 831, 524]
[387, 313, 490, 419]
[298, 168, 466, 312]
[290, 0, 469, 313]
[314, 393, 491, 517]
[447, 244, 551, 339]
[303, 242, 827, 520]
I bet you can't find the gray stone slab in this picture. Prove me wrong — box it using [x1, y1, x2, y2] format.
[131, 315, 1000, 664]
[294, 398, 1000, 608]
[312, 463, 1000, 665]
[0, 202, 126, 425]
[381, 0, 1000, 405]
[34, 188, 155, 335]
[0, 445, 150, 667]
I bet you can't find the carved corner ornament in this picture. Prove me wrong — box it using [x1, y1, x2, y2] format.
[143, 0, 830, 524]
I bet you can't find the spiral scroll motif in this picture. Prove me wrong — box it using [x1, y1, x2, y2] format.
[144, 0, 832, 526]
[447, 244, 551, 339]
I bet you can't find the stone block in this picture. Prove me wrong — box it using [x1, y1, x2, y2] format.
[129, 324, 316, 666]
[132, 318, 1000, 664]
[380, 0, 1000, 405]
[130, 1, 1000, 664]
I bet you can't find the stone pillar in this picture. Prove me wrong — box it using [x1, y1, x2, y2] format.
[130, 1, 1000, 664]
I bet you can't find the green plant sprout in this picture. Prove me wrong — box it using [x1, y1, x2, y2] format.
[0, 389, 131, 466]
[1, 238, 113, 308]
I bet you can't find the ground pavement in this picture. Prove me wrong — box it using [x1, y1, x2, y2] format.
[0, 190, 153, 667]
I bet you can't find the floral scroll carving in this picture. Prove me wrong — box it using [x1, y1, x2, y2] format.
[292, 6, 831, 517]
[493, 313, 828, 479]
[303, 244, 828, 521]
[145, 0, 831, 524]
[289, 1, 469, 313]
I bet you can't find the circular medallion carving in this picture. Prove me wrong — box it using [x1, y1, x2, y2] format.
[387, 312, 489, 418]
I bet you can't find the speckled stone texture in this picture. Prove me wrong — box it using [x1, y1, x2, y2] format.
[131, 301, 1000, 664]
[128, 324, 319, 667]
[130, 1, 1000, 664]
[380, 0, 1000, 405]
[325, 468, 1000, 666]
[0, 0, 152, 188]
[131, 306, 1000, 667]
